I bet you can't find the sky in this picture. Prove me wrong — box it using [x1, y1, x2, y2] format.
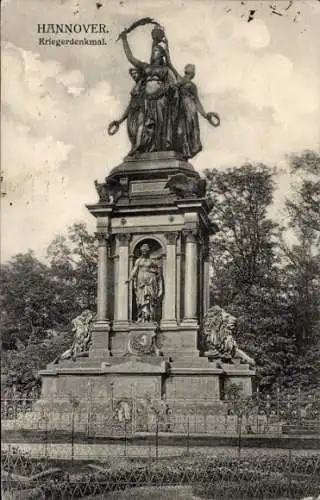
[1, 0, 320, 262]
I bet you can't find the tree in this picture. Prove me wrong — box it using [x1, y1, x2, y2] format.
[280, 150, 320, 390]
[0, 251, 70, 350]
[286, 150, 320, 232]
[2, 330, 74, 393]
[1, 222, 98, 393]
[205, 164, 279, 297]
[46, 222, 97, 311]
[205, 163, 297, 390]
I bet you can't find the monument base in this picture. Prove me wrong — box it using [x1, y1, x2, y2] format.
[36, 352, 255, 435]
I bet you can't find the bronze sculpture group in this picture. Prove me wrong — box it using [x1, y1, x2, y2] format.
[108, 21, 220, 159]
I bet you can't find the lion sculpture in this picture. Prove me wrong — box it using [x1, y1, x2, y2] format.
[202, 305, 255, 366]
[54, 310, 95, 363]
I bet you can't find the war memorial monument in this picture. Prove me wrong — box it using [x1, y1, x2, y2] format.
[39, 20, 255, 430]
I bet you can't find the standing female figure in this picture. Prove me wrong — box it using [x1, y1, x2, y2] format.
[119, 29, 178, 153]
[165, 44, 220, 159]
[126, 244, 163, 322]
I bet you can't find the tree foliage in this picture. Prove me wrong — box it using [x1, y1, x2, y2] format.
[204, 154, 319, 392]
[205, 163, 297, 390]
[286, 150, 320, 232]
[280, 150, 320, 389]
[1, 252, 67, 350]
[2, 330, 74, 392]
[205, 164, 279, 295]
[1, 223, 97, 392]
[46, 222, 97, 311]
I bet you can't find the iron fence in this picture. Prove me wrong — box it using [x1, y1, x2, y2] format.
[2, 392, 320, 435]
[1, 446, 319, 499]
[2, 391, 320, 498]
[2, 394, 319, 467]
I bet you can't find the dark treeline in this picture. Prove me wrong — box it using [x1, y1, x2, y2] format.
[1, 223, 98, 392]
[205, 150, 319, 393]
[1, 150, 319, 395]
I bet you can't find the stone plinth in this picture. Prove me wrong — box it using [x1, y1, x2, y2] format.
[40, 357, 167, 402]
[159, 324, 198, 360]
[89, 320, 110, 359]
[222, 363, 254, 397]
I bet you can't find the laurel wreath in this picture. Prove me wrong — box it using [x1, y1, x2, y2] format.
[128, 333, 154, 355]
[207, 112, 221, 127]
[107, 121, 120, 136]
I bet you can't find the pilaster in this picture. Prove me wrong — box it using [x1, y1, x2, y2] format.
[203, 238, 210, 316]
[90, 231, 110, 359]
[182, 229, 198, 324]
[96, 232, 109, 322]
[114, 233, 131, 329]
[161, 232, 178, 328]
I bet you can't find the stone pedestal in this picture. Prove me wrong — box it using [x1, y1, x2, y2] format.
[222, 364, 254, 397]
[39, 152, 255, 426]
[89, 321, 110, 359]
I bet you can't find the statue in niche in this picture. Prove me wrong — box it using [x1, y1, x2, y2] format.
[202, 306, 255, 367]
[126, 243, 164, 323]
[54, 310, 95, 363]
[107, 19, 220, 159]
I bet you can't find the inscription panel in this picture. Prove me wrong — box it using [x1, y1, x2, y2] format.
[166, 375, 220, 400]
[112, 214, 184, 228]
[131, 180, 168, 195]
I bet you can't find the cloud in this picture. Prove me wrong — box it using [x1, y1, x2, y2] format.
[232, 18, 271, 50]
[1, 0, 320, 260]
[2, 119, 73, 189]
[163, 14, 320, 169]
[1, 42, 122, 260]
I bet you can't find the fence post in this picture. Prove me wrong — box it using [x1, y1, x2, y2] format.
[237, 415, 242, 458]
[3, 397, 7, 418]
[256, 387, 260, 434]
[132, 396, 136, 436]
[155, 420, 159, 461]
[71, 405, 75, 465]
[124, 419, 127, 456]
[298, 385, 301, 425]
[288, 448, 292, 497]
[86, 381, 92, 438]
[276, 385, 280, 435]
[44, 415, 48, 462]
[186, 416, 190, 455]
[148, 440, 152, 465]
[111, 382, 114, 413]
[224, 411, 228, 434]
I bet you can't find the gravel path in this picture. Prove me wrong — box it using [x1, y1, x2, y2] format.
[2, 442, 319, 460]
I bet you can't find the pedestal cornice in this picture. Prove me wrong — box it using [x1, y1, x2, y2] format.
[109, 151, 198, 178]
[85, 204, 114, 218]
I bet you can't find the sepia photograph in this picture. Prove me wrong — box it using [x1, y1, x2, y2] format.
[1, 0, 319, 498]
